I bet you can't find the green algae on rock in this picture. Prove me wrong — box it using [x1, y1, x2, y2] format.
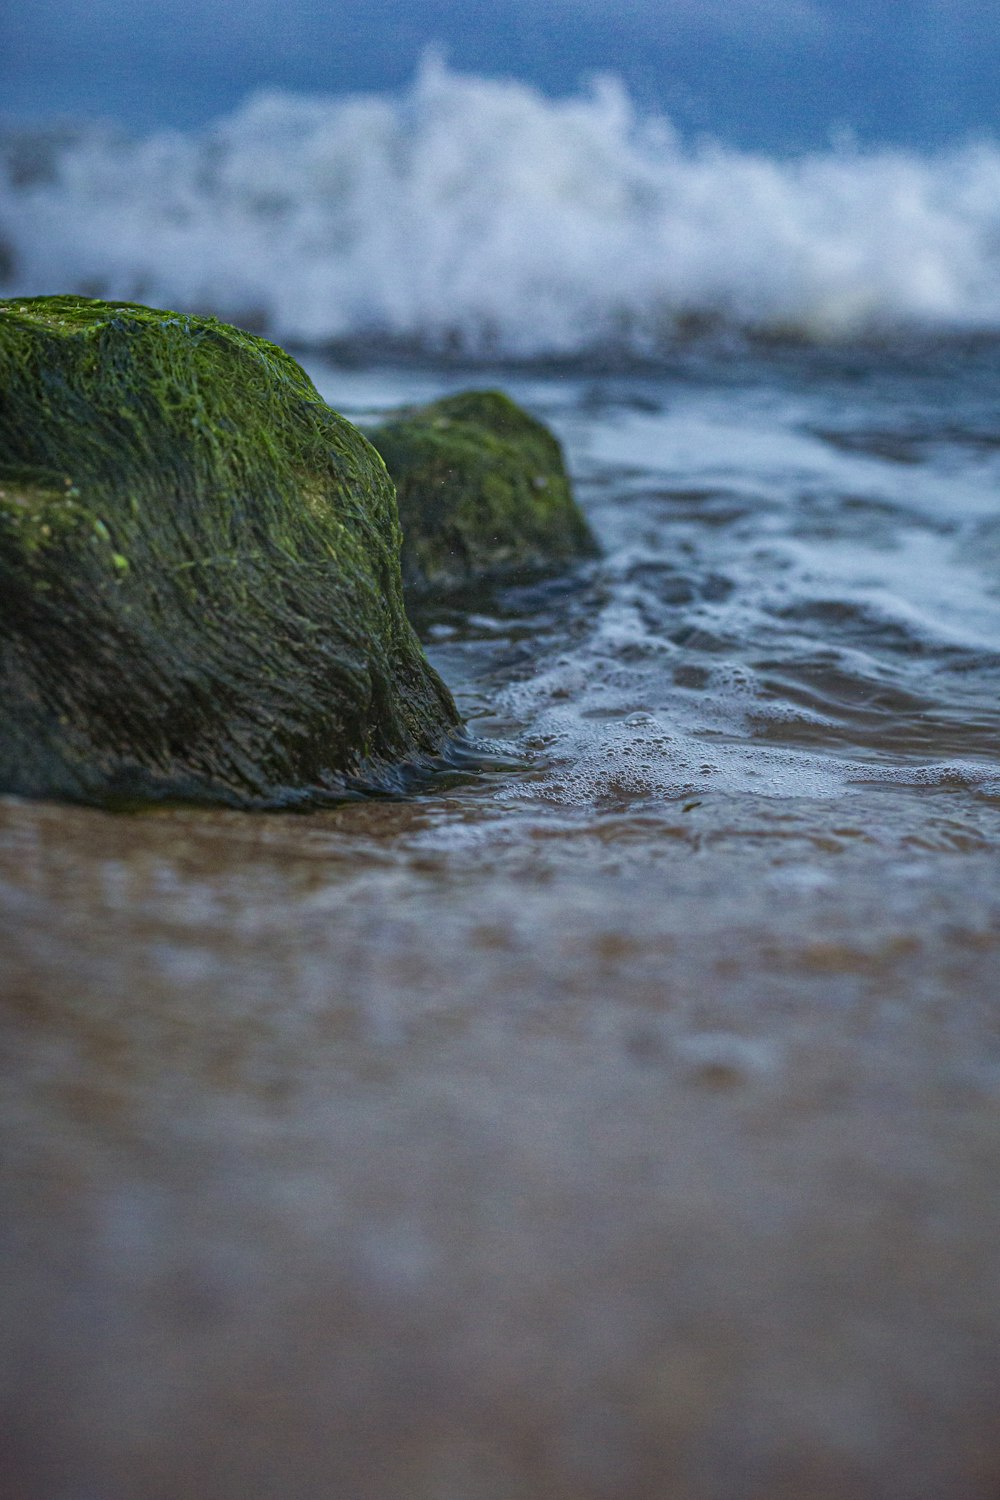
[0, 296, 460, 807]
[368, 390, 597, 591]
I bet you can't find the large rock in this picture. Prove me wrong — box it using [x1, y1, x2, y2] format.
[0, 296, 460, 807]
[368, 390, 597, 591]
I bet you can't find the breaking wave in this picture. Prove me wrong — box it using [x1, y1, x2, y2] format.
[2, 55, 1000, 357]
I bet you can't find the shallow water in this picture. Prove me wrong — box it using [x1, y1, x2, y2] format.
[3, 343, 1000, 1499]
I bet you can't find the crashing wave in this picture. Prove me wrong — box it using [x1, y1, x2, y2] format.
[2, 54, 1000, 357]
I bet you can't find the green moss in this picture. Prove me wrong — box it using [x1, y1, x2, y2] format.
[0, 295, 460, 807]
[368, 390, 597, 591]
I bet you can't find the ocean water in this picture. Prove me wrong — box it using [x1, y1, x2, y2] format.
[4, 67, 1000, 1500]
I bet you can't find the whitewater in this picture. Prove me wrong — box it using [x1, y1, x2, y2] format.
[3, 55, 1000, 354]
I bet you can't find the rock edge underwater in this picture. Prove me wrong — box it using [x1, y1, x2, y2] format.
[0, 296, 460, 808]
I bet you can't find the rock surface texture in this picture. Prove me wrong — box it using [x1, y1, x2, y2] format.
[368, 389, 597, 591]
[0, 296, 459, 806]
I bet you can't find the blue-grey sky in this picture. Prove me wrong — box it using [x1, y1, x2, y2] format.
[2, 0, 997, 151]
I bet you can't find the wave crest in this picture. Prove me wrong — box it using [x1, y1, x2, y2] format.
[3, 56, 1000, 356]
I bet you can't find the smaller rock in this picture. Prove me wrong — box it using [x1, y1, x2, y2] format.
[368, 390, 597, 591]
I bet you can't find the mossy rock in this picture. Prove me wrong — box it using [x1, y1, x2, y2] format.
[368, 390, 597, 591]
[0, 295, 460, 807]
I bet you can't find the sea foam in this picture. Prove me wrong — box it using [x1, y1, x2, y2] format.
[2, 55, 1000, 356]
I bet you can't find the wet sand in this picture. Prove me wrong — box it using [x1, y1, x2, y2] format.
[3, 792, 1000, 1499]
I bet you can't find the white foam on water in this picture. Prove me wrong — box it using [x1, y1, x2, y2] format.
[3, 55, 1000, 354]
